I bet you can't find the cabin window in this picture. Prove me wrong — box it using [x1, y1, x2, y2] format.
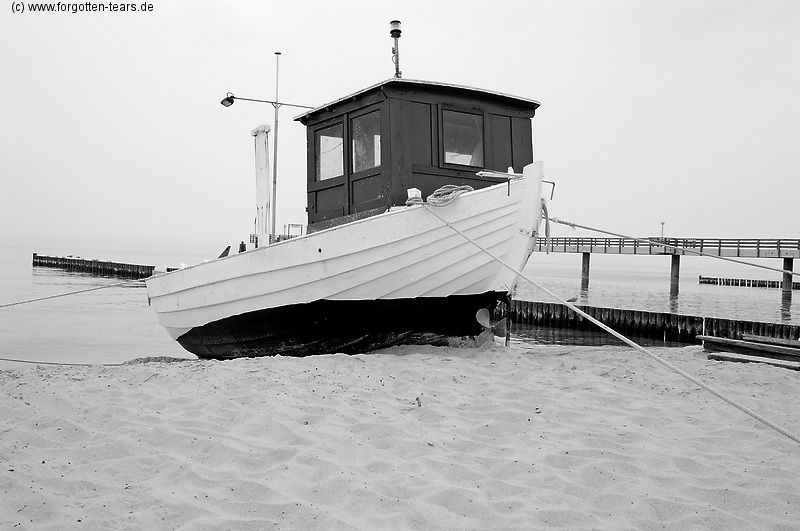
[442, 110, 484, 167]
[351, 111, 381, 173]
[315, 123, 344, 180]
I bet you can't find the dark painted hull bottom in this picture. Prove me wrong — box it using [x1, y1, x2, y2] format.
[177, 292, 506, 359]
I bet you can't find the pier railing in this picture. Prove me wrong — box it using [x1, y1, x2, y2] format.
[536, 237, 800, 258]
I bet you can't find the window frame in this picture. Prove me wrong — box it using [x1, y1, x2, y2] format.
[314, 120, 345, 183]
[439, 106, 487, 171]
[347, 106, 384, 181]
[349, 108, 383, 176]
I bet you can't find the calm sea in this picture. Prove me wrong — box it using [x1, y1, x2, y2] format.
[1, 244, 797, 365]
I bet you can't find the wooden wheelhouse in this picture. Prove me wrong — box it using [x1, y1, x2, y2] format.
[295, 79, 540, 231]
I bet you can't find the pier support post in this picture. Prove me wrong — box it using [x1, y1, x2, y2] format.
[670, 254, 681, 292]
[782, 258, 794, 294]
[581, 253, 590, 288]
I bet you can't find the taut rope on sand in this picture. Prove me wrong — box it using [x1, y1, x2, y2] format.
[424, 205, 800, 446]
[0, 357, 124, 367]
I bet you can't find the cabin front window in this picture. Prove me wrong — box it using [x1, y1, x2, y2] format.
[316, 124, 344, 180]
[351, 111, 381, 173]
[442, 110, 484, 167]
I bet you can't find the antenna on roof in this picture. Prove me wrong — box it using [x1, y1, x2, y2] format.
[390, 20, 402, 78]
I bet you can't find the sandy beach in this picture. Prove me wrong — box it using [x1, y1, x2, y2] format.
[2, 343, 799, 530]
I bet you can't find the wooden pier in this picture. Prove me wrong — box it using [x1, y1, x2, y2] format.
[699, 275, 800, 290]
[536, 237, 800, 258]
[32, 253, 158, 280]
[494, 300, 800, 344]
[536, 237, 799, 294]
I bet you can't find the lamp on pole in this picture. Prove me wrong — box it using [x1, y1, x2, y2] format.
[220, 57, 315, 245]
[220, 93, 313, 110]
[660, 221, 665, 238]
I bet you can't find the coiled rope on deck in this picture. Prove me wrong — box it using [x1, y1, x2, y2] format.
[423, 204, 800, 446]
[406, 185, 474, 207]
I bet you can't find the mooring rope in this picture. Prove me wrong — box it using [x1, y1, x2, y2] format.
[541, 200, 551, 253]
[424, 205, 800, 446]
[549, 217, 799, 278]
[0, 278, 146, 309]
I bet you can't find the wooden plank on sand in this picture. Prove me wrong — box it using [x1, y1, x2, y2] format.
[741, 335, 800, 349]
[707, 352, 800, 371]
[699, 335, 800, 362]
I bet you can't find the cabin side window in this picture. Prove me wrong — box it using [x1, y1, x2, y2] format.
[442, 109, 484, 167]
[351, 111, 381, 173]
[315, 123, 344, 180]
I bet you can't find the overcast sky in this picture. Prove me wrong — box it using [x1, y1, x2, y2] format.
[1, 0, 798, 256]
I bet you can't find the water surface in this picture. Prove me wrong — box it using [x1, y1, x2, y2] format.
[1, 245, 796, 364]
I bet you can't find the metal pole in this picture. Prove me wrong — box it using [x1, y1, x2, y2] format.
[393, 36, 401, 78]
[271, 51, 281, 244]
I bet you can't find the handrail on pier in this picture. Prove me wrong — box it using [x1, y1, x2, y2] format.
[537, 237, 800, 258]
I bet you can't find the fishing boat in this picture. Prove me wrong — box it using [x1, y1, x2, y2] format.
[145, 76, 547, 359]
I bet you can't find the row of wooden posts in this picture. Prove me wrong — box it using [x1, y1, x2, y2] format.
[699, 275, 800, 290]
[494, 300, 800, 343]
[32, 253, 157, 280]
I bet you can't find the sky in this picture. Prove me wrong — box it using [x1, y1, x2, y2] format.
[1, 0, 799, 258]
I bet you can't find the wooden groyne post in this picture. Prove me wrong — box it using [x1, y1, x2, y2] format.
[32, 253, 156, 280]
[494, 300, 800, 344]
[699, 275, 800, 290]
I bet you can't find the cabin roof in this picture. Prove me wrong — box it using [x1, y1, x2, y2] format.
[294, 78, 540, 122]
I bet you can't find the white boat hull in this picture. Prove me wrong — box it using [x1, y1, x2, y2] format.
[145, 163, 544, 358]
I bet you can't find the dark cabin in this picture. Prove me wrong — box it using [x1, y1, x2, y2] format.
[295, 79, 540, 232]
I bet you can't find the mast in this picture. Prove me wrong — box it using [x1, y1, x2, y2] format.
[271, 51, 281, 243]
[251, 125, 271, 247]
